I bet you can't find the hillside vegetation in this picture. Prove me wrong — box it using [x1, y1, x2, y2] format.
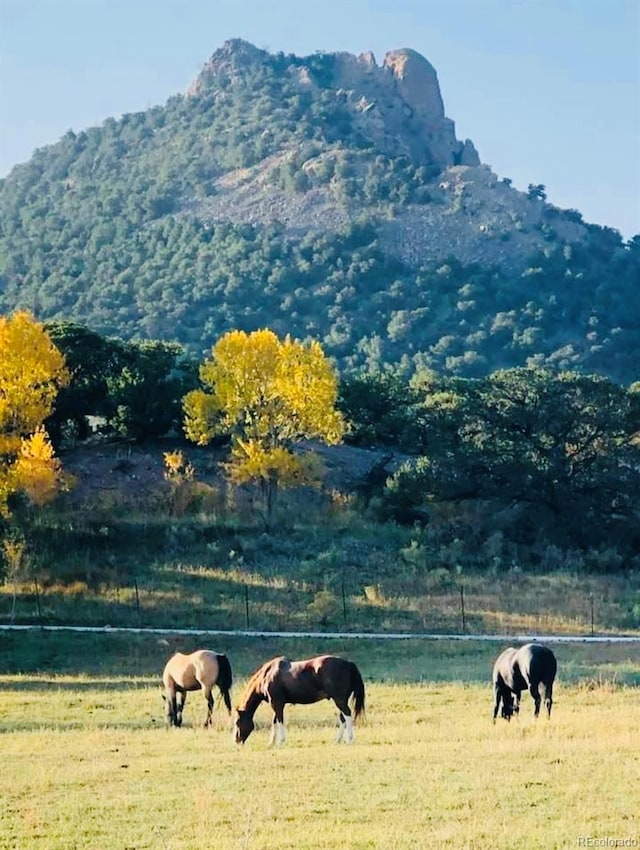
[1, 317, 639, 629]
[0, 40, 638, 382]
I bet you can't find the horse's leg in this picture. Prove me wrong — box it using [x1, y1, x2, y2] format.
[493, 684, 502, 723]
[529, 683, 541, 717]
[513, 690, 521, 717]
[270, 719, 287, 745]
[164, 687, 176, 727]
[344, 713, 354, 743]
[269, 703, 286, 746]
[335, 712, 346, 743]
[202, 686, 214, 728]
[176, 691, 186, 727]
[334, 698, 354, 743]
[544, 681, 554, 718]
[268, 715, 280, 746]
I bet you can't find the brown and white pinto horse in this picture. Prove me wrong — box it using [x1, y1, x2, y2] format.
[162, 649, 233, 728]
[233, 655, 365, 745]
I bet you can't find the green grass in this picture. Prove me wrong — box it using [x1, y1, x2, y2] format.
[2, 500, 639, 847]
[1, 636, 639, 848]
[3, 542, 640, 636]
[2, 630, 640, 685]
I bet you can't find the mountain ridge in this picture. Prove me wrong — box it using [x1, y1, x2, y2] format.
[0, 39, 637, 382]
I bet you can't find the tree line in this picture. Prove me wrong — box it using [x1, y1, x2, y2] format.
[1, 313, 639, 571]
[340, 368, 640, 555]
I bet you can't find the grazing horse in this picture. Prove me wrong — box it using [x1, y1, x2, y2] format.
[233, 654, 365, 745]
[162, 650, 233, 728]
[492, 643, 557, 721]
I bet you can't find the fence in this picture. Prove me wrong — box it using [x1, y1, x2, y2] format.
[0, 576, 634, 637]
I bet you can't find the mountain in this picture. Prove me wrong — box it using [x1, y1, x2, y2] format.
[0, 39, 638, 381]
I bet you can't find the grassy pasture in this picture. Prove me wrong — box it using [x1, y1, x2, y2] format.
[1, 634, 639, 849]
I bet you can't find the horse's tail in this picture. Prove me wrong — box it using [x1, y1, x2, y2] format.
[216, 654, 233, 713]
[349, 662, 366, 722]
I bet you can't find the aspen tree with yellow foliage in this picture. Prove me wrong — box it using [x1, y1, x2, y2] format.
[0, 311, 71, 518]
[183, 329, 344, 522]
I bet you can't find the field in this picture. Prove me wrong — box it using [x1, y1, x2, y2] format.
[1, 633, 639, 849]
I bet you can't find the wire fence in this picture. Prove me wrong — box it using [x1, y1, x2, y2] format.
[1, 576, 635, 638]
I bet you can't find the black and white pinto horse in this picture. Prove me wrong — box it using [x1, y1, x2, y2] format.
[492, 643, 557, 721]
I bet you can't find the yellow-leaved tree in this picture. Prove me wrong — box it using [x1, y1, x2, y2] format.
[0, 311, 71, 518]
[183, 329, 344, 521]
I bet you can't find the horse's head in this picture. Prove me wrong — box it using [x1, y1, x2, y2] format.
[233, 709, 254, 744]
[501, 695, 515, 721]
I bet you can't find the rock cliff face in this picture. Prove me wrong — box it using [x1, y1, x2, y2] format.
[180, 39, 587, 271]
[1, 37, 630, 382]
[380, 48, 479, 168]
[189, 39, 479, 172]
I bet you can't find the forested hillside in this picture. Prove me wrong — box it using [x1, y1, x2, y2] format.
[0, 39, 638, 382]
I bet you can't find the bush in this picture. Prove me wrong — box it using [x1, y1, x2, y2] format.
[307, 589, 339, 625]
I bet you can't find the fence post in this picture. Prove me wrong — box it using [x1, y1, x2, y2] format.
[590, 593, 595, 636]
[134, 579, 141, 620]
[244, 584, 250, 629]
[460, 584, 466, 633]
[341, 581, 347, 626]
[34, 578, 42, 625]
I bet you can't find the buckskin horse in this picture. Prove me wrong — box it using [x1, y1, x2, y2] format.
[492, 643, 557, 721]
[233, 654, 366, 745]
[161, 649, 233, 728]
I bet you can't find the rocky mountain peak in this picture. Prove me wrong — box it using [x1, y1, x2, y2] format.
[382, 48, 445, 120]
[187, 39, 270, 95]
[328, 45, 480, 169]
[187, 40, 479, 171]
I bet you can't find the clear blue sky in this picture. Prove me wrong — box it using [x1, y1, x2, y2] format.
[1, 0, 638, 237]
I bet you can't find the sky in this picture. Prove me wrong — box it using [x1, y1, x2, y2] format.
[0, 0, 638, 238]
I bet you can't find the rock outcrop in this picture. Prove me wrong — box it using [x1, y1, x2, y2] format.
[377, 47, 480, 168]
[178, 40, 589, 272]
[187, 39, 271, 95]
[188, 40, 479, 172]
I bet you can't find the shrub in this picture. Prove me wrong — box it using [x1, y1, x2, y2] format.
[307, 589, 339, 625]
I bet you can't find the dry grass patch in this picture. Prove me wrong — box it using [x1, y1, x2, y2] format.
[0, 674, 638, 849]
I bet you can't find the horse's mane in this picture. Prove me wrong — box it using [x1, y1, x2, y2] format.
[239, 656, 287, 706]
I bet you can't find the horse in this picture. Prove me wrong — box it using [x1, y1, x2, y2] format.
[492, 643, 557, 722]
[233, 654, 366, 745]
[161, 649, 233, 728]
